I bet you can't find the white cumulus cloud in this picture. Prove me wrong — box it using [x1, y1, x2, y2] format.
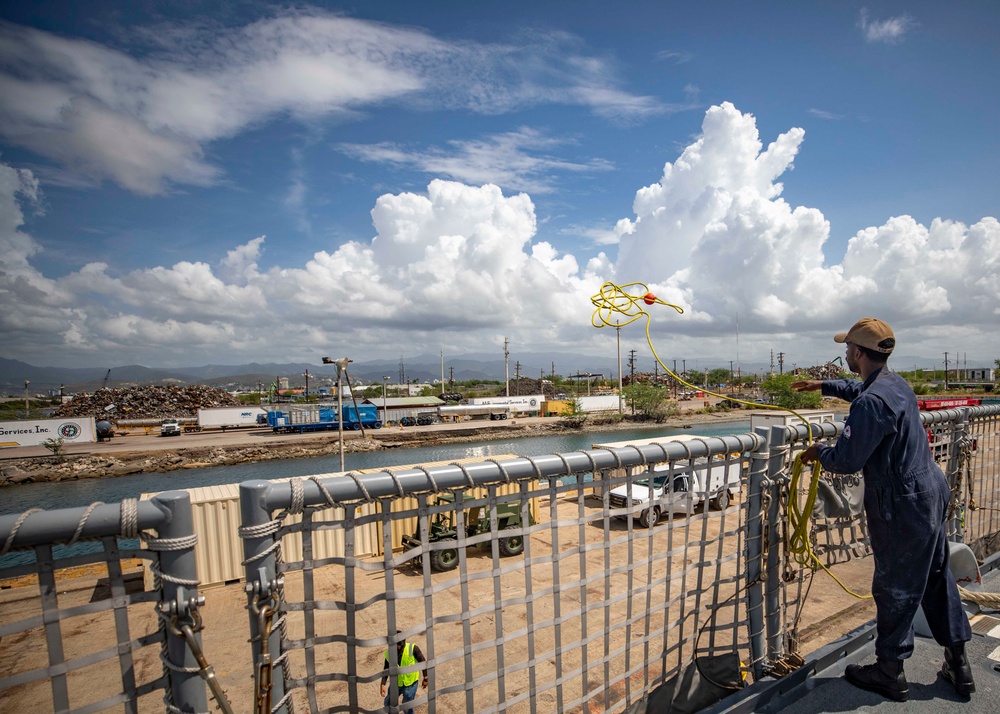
[1, 102, 997, 367]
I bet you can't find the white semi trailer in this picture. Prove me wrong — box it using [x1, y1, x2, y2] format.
[196, 406, 267, 431]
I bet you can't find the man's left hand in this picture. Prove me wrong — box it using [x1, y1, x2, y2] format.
[799, 444, 821, 465]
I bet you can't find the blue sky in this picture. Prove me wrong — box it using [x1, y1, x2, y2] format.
[1, 1, 997, 371]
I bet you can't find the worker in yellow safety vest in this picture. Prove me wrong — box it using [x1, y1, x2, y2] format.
[380, 630, 428, 713]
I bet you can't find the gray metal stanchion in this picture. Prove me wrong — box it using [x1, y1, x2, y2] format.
[764, 425, 787, 665]
[745, 426, 771, 681]
[944, 408, 970, 542]
[154, 490, 209, 713]
[240, 480, 288, 714]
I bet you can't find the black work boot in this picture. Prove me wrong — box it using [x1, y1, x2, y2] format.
[941, 643, 976, 696]
[845, 658, 908, 702]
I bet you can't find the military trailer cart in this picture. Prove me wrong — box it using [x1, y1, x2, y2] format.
[401, 493, 534, 572]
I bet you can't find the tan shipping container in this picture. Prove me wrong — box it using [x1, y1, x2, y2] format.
[141, 455, 537, 589]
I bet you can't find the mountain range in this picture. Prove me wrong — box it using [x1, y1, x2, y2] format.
[2, 354, 784, 396]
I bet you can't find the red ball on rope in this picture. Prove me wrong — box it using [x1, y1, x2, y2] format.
[643, 292, 657, 306]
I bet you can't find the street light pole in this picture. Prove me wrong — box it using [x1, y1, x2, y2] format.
[23, 380, 30, 419]
[323, 357, 351, 471]
[337, 369, 344, 470]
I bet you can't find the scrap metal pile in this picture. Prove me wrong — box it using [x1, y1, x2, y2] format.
[507, 377, 559, 398]
[795, 360, 848, 380]
[52, 385, 241, 420]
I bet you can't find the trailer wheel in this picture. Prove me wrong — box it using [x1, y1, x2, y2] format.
[373, 421, 382, 429]
[431, 541, 460, 572]
[711, 490, 732, 511]
[499, 525, 524, 557]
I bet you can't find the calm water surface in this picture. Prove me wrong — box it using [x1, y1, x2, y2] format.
[2, 421, 750, 515]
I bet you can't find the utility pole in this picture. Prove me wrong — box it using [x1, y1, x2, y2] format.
[303, 369, 310, 398]
[777, 352, 785, 375]
[628, 349, 637, 380]
[944, 352, 950, 390]
[730, 361, 734, 393]
[399, 358, 405, 388]
[616, 325, 623, 414]
[514, 360, 521, 395]
[23, 380, 30, 419]
[504, 337, 510, 397]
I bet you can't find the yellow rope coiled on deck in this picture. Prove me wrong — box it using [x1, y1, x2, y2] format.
[590, 281, 870, 599]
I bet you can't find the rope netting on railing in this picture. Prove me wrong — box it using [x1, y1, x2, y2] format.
[241, 445, 755, 714]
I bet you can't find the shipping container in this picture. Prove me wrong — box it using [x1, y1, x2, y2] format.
[0, 416, 96, 448]
[197, 406, 267, 430]
[140, 455, 538, 589]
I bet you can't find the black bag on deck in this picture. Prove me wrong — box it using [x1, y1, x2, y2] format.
[625, 653, 744, 714]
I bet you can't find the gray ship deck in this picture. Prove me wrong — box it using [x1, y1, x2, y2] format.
[712, 555, 1000, 714]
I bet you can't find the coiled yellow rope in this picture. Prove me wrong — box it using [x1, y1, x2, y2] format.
[590, 281, 870, 599]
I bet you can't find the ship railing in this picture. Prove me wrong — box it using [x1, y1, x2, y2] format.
[0, 404, 998, 713]
[0, 491, 210, 712]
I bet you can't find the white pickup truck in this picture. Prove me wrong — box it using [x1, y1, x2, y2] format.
[160, 419, 182, 437]
[608, 459, 740, 528]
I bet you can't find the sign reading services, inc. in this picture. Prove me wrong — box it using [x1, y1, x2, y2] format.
[0, 417, 97, 448]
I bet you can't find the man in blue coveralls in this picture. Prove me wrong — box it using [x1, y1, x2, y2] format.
[792, 317, 974, 702]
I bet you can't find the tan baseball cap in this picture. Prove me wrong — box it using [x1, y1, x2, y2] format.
[834, 317, 896, 354]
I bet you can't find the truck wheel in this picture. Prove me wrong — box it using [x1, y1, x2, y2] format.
[711, 490, 732, 511]
[431, 543, 459, 572]
[498, 525, 524, 557]
[373, 421, 382, 429]
[639, 506, 659, 529]
[500, 413, 508, 420]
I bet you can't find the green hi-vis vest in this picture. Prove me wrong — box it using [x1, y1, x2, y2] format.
[386, 643, 420, 687]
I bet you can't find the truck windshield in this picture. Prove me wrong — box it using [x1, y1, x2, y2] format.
[634, 475, 669, 489]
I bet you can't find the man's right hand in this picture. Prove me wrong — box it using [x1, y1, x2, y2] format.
[791, 380, 822, 392]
